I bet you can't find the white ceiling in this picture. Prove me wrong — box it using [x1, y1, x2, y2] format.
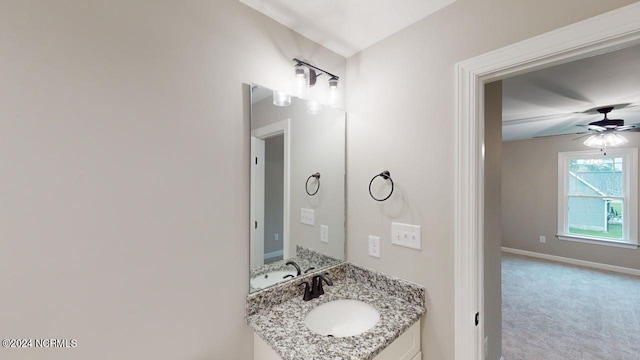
[241, 1, 640, 141]
[503, 44, 640, 141]
[239, 0, 456, 57]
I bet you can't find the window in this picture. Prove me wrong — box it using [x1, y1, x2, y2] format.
[557, 148, 638, 248]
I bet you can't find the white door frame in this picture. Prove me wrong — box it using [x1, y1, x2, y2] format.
[251, 119, 291, 267]
[454, 3, 640, 360]
[250, 136, 266, 268]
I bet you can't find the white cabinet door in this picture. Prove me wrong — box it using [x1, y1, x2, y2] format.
[373, 321, 421, 360]
[253, 320, 421, 360]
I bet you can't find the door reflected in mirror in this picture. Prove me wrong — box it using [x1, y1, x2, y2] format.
[249, 84, 346, 292]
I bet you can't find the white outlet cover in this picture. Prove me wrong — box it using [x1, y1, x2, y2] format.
[391, 222, 421, 250]
[320, 225, 329, 243]
[300, 208, 315, 226]
[368, 235, 380, 258]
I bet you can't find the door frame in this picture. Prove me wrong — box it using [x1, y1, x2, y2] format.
[453, 3, 640, 359]
[250, 119, 291, 267]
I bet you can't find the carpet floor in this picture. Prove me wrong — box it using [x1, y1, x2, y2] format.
[502, 253, 640, 360]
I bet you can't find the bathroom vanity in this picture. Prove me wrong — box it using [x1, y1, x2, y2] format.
[245, 85, 424, 359]
[246, 263, 426, 360]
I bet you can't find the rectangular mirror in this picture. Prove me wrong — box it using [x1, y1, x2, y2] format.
[248, 84, 346, 293]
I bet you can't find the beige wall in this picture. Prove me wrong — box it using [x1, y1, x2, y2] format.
[3, 0, 640, 359]
[484, 81, 502, 360]
[502, 133, 640, 270]
[0, 1, 345, 359]
[345, 0, 637, 359]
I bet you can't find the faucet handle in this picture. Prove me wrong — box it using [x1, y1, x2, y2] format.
[298, 281, 313, 301]
[304, 267, 316, 274]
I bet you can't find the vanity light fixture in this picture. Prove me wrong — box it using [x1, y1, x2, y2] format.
[293, 58, 340, 103]
[273, 90, 291, 107]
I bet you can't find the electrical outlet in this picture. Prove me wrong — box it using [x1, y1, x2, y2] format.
[391, 222, 422, 250]
[539, 235, 546, 243]
[320, 225, 329, 243]
[368, 236, 380, 258]
[274, 233, 278, 241]
[300, 208, 315, 226]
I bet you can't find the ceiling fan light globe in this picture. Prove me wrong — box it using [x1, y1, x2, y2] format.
[604, 132, 628, 147]
[583, 134, 604, 148]
[583, 133, 628, 148]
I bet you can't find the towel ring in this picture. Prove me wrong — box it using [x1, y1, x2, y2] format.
[305, 172, 321, 196]
[369, 170, 394, 202]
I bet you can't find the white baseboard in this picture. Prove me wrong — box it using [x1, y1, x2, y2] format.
[502, 247, 640, 277]
[263, 250, 283, 261]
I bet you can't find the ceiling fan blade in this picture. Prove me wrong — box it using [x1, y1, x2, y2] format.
[617, 122, 640, 130]
[576, 124, 606, 131]
[621, 128, 640, 132]
[532, 131, 586, 139]
[573, 133, 593, 141]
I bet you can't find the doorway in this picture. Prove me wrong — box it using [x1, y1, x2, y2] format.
[250, 120, 291, 268]
[453, 3, 640, 359]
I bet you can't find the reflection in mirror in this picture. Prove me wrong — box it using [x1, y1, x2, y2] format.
[249, 84, 346, 292]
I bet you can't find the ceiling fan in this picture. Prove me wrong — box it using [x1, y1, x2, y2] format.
[577, 106, 640, 133]
[574, 106, 640, 148]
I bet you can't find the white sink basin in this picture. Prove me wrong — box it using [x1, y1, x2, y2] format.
[304, 299, 380, 337]
[250, 270, 297, 290]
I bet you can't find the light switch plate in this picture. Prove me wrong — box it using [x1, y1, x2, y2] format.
[300, 208, 315, 226]
[320, 225, 329, 243]
[391, 222, 422, 250]
[368, 235, 380, 258]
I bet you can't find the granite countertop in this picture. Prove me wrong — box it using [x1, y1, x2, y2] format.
[247, 276, 425, 360]
[249, 247, 344, 293]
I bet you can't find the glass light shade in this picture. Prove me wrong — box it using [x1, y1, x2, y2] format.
[583, 132, 628, 148]
[273, 90, 291, 107]
[328, 77, 339, 89]
[328, 78, 340, 108]
[295, 64, 306, 78]
[306, 100, 323, 115]
[295, 64, 307, 95]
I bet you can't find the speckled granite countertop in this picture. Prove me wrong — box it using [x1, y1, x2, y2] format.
[247, 264, 425, 360]
[249, 246, 344, 293]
